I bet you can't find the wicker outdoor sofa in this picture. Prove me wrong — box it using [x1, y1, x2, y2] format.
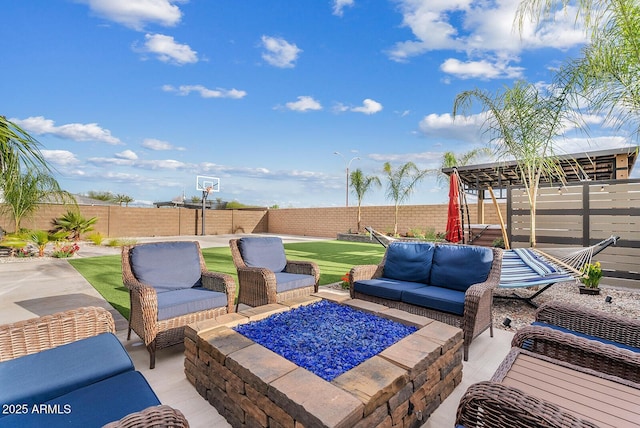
[0, 307, 187, 427]
[349, 241, 503, 361]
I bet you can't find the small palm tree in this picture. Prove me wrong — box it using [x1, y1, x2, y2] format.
[113, 194, 134, 207]
[51, 210, 98, 241]
[350, 169, 381, 233]
[383, 162, 429, 236]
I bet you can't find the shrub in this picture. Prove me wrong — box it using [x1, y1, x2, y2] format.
[52, 242, 80, 258]
[86, 232, 105, 245]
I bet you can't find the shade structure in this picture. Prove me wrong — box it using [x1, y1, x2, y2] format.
[446, 173, 462, 243]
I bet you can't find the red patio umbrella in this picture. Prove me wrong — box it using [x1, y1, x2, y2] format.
[445, 173, 462, 243]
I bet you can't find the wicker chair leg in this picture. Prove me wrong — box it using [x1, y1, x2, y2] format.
[463, 342, 469, 361]
[127, 326, 132, 340]
[147, 340, 156, 370]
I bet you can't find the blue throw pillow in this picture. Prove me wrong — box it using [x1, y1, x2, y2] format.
[239, 237, 287, 272]
[130, 242, 202, 292]
[383, 242, 435, 283]
[430, 245, 493, 291]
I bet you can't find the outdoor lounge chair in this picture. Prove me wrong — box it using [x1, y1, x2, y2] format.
[229, 236, 319, 310]
[496, 235, 618, 307]
[511, 301, 640, 382]
[122, 241, 236, 369]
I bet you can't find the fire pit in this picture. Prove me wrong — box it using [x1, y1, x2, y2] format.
[184, 293, 463, 427]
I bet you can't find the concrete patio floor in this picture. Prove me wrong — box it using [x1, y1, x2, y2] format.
[0, 234, 513, 427]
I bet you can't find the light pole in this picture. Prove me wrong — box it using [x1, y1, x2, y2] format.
[334, 151, 360, 207]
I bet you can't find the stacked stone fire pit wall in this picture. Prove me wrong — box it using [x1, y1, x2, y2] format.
[184, 294, 464, 428]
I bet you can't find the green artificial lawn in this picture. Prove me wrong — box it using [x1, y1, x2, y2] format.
[68, 240, 385, 320]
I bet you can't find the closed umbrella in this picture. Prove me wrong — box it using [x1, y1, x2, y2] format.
[445, 173, 462, 243]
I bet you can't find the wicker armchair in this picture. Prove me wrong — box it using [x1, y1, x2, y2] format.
[122, 241, 236, 368]
[350, 244, 503, 361]
[0, 306, 115, 362]
[229, 237, 319, 310]
[512, 301, 640, 382]
[103, 405, 189, 428]
[455, 381, 600, 428]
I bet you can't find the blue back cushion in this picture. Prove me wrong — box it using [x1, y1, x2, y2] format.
[383, 242, 434, 283]
[430, 245, 493, 291]
[239, 237, 287, 272]
[532, 322, 640, 354]
[130, 242, 202, 292]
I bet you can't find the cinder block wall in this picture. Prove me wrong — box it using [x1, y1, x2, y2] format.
[1, 203, 506, 239]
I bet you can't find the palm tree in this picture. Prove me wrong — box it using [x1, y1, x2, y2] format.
[382, 161, 429, 236]
[0, 168, 75, 231]
[453, 81, 576, 247]
[113, 194, 134, 207]
[516, 0, 640, 138]
[349, 168, 381, 233]
[51, 210, 98, 241]
[0, 116, 50, 181]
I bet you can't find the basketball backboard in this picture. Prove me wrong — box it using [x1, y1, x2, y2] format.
[196, 175, 220, 193]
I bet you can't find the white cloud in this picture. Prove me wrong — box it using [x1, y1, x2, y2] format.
[162, 84, 246, 99]
[387, 0, 587, 79]
[139, 33, 198, 65]
[333, 0, 354, 16]
[261, 36, 302, 68]
[141, 138, 186, 151]
[11, 116, 122, 145]
[285, 96, 322, 112]
[440, 58, 524, 80]
[41, 150, 81, 166]
[115, 150, 138, 160]
[418, 112, 487, 142]
[351, 99, 383, 115]
[79, 0, 184, 30]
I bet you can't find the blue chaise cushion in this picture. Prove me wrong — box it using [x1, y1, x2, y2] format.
[239, 237, 287, 272]
[430, 245, 493, 292]
[130, 242, 202, 292]
[531, 321, 640, 354]
[401, 286, 466, 315]
[353, 278, 427, 301]
[274, 272, 316, 293]
[0, 371, 160, 428]
[156, 287, 229, 320]
[383, 242, 435, 283]
[0, 332, 133, 411]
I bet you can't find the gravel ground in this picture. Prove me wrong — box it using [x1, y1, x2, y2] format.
[493, 280, 640, 332]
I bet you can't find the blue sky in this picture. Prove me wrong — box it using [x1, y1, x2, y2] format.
[3, 0, 637, 207]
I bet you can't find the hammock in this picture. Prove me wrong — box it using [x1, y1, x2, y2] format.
[497, 235, 618, 307]
[364, 227, 618, 308]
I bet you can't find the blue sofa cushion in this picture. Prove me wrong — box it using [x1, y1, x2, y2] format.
[401, 286, 466, 315]
[156, 287, 228, 320]
[354, 278, 428, 301]
[239, 237, 287, 272]
[383, 242, 435, 283]
[274, 272, 316, 293]
[430, 245, 493, 292]
[0, 371, 160, 428]
[531, 321, 640, 354]
[0, 333, 133, 411]
[130, 242, 202, 292]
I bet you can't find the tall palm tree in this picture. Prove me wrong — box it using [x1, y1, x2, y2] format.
[382, 161, 429, 236]
[113, 194, 134, 207]
[349, 168, 381, 233]
[437, 148, 491, 186]
[453, 81, 576, 247]
[516, 0, 640, 138]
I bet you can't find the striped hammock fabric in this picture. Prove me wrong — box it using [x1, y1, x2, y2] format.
[499, 249, 575, 289]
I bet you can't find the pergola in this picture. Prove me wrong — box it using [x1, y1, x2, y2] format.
[442, 146, 639, 223]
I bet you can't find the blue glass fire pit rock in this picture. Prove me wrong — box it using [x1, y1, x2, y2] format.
[233, 300, 417, 381]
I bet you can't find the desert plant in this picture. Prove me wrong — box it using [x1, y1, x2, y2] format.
[86, 232, 105, 245]
[51, 210, 98, 241]
[52, 242, 80, 258]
